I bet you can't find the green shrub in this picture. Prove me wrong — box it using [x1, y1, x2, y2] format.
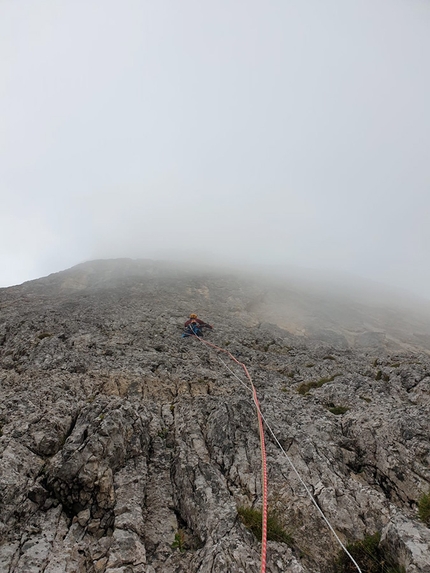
[418, 491, 430, 525]
[297, 382, 316, 395]
[172, 529, 186, 552]
[334, 532, 405, 573]
[297, 374, 341, 395]
[375, 370, 382, 380]
[328, 406, 349, 415]
[237, 506, 293, 546]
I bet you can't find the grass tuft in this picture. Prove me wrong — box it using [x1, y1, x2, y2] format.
[328, 406, 349, 415]
[334, 532, 405, 573]
[297, 374, 341, 395]
[237, 506, 293, 546]
[418, 491, 430, 526]
[172, 529, 186, 552]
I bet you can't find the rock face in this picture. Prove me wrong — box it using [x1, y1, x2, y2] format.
[0, 259, 429, 573]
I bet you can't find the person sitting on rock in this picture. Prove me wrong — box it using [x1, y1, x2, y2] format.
[182, 313, 213, 338]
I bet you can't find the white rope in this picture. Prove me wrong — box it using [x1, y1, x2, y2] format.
[195, 339, 362, 573]
[257, 404, 362, 572]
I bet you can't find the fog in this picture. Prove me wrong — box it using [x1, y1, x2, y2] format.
[1, 0, 430, 300]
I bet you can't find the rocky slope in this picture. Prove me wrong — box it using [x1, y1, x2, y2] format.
[232, 265, 430, 355]
[0, 259, 429, 573]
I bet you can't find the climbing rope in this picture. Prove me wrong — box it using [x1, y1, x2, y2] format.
[188, 331, 363, 573]
[191, 333, 268, 573]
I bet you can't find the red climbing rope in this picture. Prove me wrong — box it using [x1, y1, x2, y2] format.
[186, 330, 362, 573]
[192, 336, 268, 573]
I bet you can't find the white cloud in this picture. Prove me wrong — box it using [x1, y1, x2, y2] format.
[1, 0, 430, 298]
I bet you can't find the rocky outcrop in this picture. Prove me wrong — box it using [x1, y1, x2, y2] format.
[0, 259, 429, 572]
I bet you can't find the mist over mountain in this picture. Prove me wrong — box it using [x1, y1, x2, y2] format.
[30, 257, 430, 354]
[236, 263, 430, 355]
[2, 1, 430, 300]
[1, 259, 429, 573]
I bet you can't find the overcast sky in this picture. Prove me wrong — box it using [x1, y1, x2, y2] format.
[1, 0, 430, 298]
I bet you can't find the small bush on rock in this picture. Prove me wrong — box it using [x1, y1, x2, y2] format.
[334, 532, 404, 573]
[172, 529, 186, 552]
[328, 406, 349, 415]
[237, 506, 293, 546]
[418, 491, 430, 525]
[297, 374, 340, 395]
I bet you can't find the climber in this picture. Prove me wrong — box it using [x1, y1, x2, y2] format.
[182, 313, 213, 338]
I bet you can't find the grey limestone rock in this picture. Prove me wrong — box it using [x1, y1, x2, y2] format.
[0, 259, 429, 572]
